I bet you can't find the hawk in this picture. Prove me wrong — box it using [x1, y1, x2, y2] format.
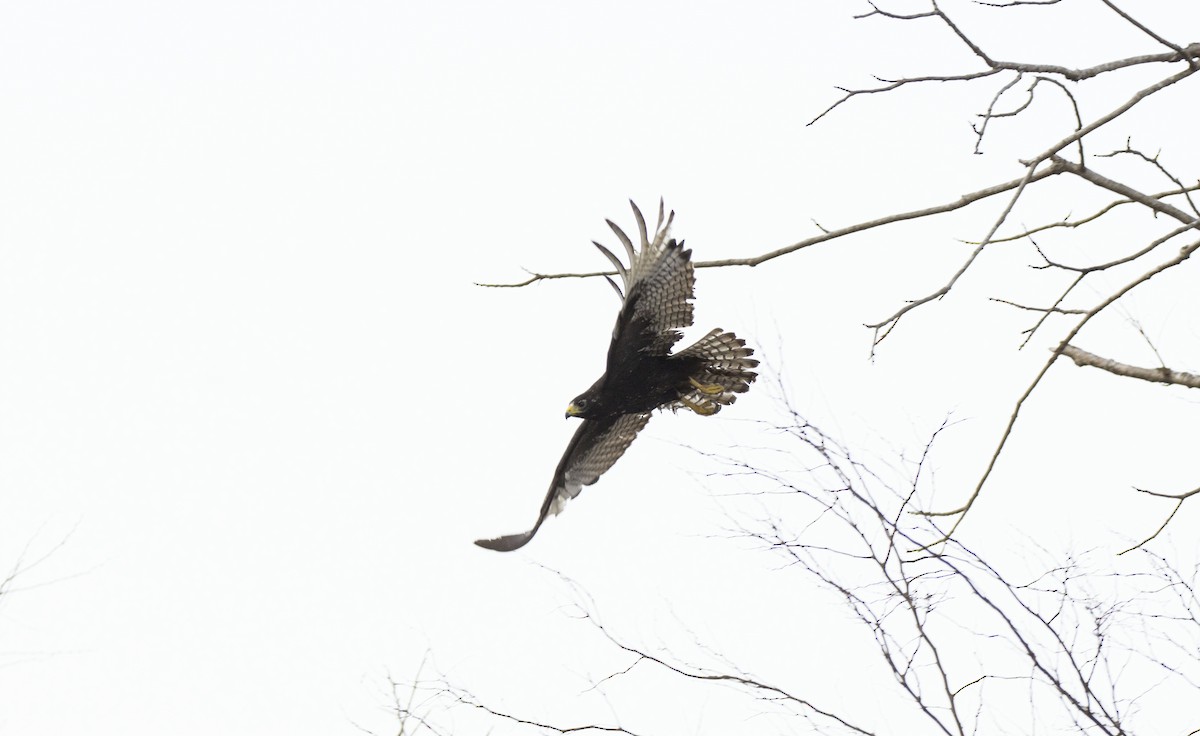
[475, 200, 757, 552]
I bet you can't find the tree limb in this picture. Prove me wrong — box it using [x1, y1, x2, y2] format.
[477, 167, 1067, 288]
[1059, 344, 1200, 389]
[1052, 157, 1198, 225]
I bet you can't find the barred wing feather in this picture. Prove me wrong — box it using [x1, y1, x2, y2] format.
[473, 412, 652, 552]
[594, 200, 696, 361]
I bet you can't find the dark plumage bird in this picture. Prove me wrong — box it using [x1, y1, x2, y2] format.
[475, 200, 757, 552]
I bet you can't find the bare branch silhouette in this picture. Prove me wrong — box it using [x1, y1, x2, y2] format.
[414, 393, 1200, 734]
[478, 166, 1068, 288]
[1060, 344, 1200, 389]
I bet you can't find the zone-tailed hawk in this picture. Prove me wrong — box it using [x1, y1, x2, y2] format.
[475, 200, 757, 552]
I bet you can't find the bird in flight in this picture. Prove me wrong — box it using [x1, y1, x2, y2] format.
[475, 200, 757, 552]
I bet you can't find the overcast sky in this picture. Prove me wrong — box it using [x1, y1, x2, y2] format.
[1, 1, 1197, 734]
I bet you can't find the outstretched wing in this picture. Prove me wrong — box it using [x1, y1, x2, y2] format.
[594, 200, 696, 367]
[474, 412, 652, 552]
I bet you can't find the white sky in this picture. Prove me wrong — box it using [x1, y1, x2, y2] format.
[1, 1, 1197, 734]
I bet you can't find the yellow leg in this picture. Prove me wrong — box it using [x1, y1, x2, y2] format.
[688, 376, 725, 395]
[678, 395, 717, 416]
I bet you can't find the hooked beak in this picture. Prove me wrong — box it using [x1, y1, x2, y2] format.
[565, 403, 583, 419]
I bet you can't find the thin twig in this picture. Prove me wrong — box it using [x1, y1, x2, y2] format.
[983, 184, 1200, 245]
[1118, 499, 1185, 555]
[990, 298, 1086, 315]
[1097, 0, 1189, 57]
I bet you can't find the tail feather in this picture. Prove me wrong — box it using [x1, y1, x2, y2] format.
[674, 329, 758, 414]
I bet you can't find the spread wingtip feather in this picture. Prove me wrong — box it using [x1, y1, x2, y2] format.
[474, 529, 537, 552]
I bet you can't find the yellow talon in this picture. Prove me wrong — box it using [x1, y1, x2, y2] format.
[688, 376, 725, 396]
[678, 395, 717, 416]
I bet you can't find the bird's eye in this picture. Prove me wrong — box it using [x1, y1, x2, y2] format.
[576, 399, 588, 409]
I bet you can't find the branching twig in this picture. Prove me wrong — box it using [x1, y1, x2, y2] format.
[1033, 219, 1200, 275]
[864, 160, 1057, 350]
[1120, 485, 1200, 554]
[984, 184, 1200, 245]
[810, 1, 1200, 126]
[1053, 157, 1197, 225]
[920, 236, 1200, 539]
[1097, 144, 1200, 219]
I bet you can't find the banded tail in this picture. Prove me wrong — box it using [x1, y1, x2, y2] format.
[674, 328, 758, 415]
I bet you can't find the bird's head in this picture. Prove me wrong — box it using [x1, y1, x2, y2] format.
[565, 391, 601, 419]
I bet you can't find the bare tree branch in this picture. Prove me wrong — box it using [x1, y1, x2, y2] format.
[477, 267, 616, 289]
[810, 69, 1002, 125]
[477, 166, 1068, 288]
[920, 236, 1200, 537]
[452, 697, 649, 736]
[1134, 485, 1200, 501]
[1032, 218, 1200, 274]
[989, 298, 1086, 315]
[1059, 344, 1200, 389]
[1120, 485, 1200, 554]
[1027, 64, 1199, 164]
[1097, 144, 1200, 219]
[1052, 157, 1198, 225]
[809, 0, 1200, 126]
[983, 184, 1200, 245]
[974, 0, 1061, 6]
[864, 160, 1052, 350]
[1097, 0, 1191, 57]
